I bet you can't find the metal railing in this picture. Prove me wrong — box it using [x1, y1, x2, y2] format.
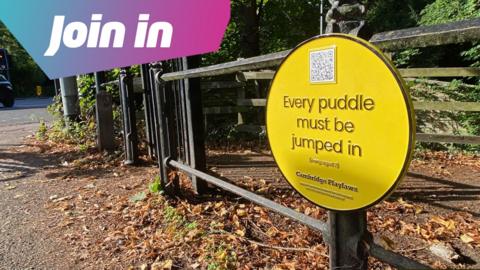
[168, 160, 430, 269]
[140, 18, 480, 269]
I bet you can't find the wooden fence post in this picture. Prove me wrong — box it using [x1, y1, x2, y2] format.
[119, 68, 139, 165]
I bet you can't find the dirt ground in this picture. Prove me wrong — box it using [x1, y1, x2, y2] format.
[0, 138, 479, 269]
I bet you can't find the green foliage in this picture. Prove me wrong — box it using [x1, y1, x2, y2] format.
[204, 0, 322, 65]
[163, 205, 185, 224]
[36, 121, 48, 141]
[393, 49, 421, 67]
[419, 0, 479, 25]
[259, 1, 321, 53]
[46, 94, 97, 145]
[129, 192, 147, 203]
[365, 0, 433, 32]
[78, 75, 97, 118]
[420, 0, 480, 69]
[45, 71, 126, 146]
[205, 241, 237, 270]
[78, 144, 89, 153]
[417, 0, 480, 151]
[185, 221, 197, 230]
[148, 176, 163, 194]
[0, 22, 51, 97]
[207, 262, 220, 270]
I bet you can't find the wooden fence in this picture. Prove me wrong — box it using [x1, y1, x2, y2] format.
[200, 18, 480, 145]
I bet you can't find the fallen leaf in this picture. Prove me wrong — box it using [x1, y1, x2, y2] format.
[236, 209, 247, 217]
[460, 234, 474, 244]
[129, 192, 146, 203]
[379, 235, 396, 250]
[152, 259, 173, 270]
[429, 243, 459, 263]
[52, 196, 73, 203]
[235, 229, 245, 237]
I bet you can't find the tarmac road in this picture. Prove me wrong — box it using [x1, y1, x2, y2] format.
[0, 98, 53, 149]
[0, 97, 77, 270]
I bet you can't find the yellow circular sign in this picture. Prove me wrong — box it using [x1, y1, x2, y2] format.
[266, 34, 415, 211]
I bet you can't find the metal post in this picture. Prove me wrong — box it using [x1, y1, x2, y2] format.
[153, 61, 179, 194]
[176, 58, 191, 164]
[54, 79, 61, 96]
[141, 64, 156, 158]
[326, 1, 369, 269]
[183, 56, 209, 194]
[329, 212, 368, 270]
[59, 76, 80, 122]
[172, 60, 186, 163]
[165, 67, 180, 192]
[320, 0, 324, 35]
[94, 71, 115, 152]
[119, 68, 139, 165]
[151, 63, 169, 189]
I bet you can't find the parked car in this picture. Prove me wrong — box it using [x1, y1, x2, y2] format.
[0, 74, 14, 107]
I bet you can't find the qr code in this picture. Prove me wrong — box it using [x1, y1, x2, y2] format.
[310, 48, 335, 83]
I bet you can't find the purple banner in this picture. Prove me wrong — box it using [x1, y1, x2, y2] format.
[0, 0, 230, 78]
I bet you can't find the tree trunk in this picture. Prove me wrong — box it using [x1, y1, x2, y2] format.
[239, 0, 261, 57]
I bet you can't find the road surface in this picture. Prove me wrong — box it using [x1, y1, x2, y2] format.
[0, 98, 53, 149]
[0, 97, 77, 269]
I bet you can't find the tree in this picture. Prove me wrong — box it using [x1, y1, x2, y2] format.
[0, 21, 50, 97]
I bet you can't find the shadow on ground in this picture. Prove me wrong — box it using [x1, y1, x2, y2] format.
[207, 151, 480, 217]
[0, 146, 57, 182]
[0, 144, 118, 183]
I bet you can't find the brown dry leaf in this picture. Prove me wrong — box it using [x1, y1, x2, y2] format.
[397, 198, 414, 208]
[218, 207, 228, 216]
[214, 201, 224, 209]
[445, 220, 455, 231]
[420, 228, 432, 239]
[273, 262, 296, 270]
[237, 209, 247, 217]
[266, 227, 279, 237]
[232, 214, 240, 227]
[151, 259, 173, 270]
[460, 234, 474, 244]
[58, 220, 74, 227]
[433, 226, 445, 237]
[192, 205, 203, 215]
[235, 229, 245, 237]
[399, 221, 416, 236]
[379, 235, 396, 250]
[430, 216, 456, 230]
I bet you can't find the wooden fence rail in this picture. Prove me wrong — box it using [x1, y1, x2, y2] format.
[164, 18, 480, 145]
[161, 18, 480, 82]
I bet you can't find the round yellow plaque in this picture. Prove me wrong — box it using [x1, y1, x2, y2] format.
[266, 34, 415, 211]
